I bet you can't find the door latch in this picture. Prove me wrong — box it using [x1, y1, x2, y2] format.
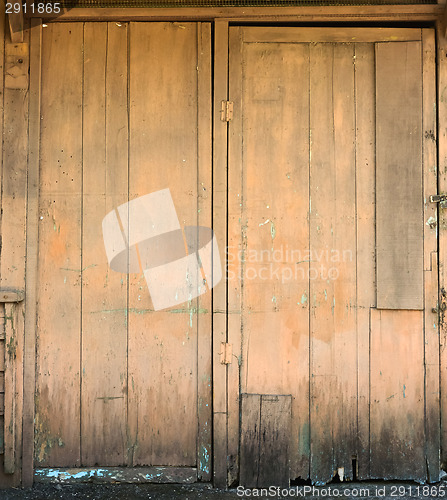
[430, 194, 447, 208]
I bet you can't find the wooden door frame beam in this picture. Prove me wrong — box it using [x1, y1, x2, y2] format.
[24, 4, 443, 22]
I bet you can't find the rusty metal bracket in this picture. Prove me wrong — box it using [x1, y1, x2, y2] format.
[430, 194, 447, 208]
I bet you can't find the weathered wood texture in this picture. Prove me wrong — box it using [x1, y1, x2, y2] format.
[212, 20, 229, 489]
[22, 17, 41, 488]
[438, 21, 447, 472]
[81, 22, 128, 466]
[229, 27, 436, 485]
[0, 1, 28, 484]
[422, 28, 440, 483]
[34, 22, 212, 473]
[25, 4, 444, 22]
[370, 310, 425, 480]
[240, 394, 291, 488]
[376, 41, 423, 310]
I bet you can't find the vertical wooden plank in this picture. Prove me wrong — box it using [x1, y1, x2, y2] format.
[229, 31, 311, 484]
[3, 304, 16, 474]
[422, 29, 440, 483]
[370, 310, 425, 480]
[22, 17, 41, 487]
[81, 22, 128, 466]
[239, 393, 261, 488]
[376, 41, 423, 310]
[437, 21, 447, 472]
[354, 43, 375, 480]
[35, 23, 83, 466]
[197, 22, 213, 482]
[258, 395, 292, 488]
[212, 20, 229, 488]
[128, 22, 204, 468]
[309, 43, 357, 484]
[1, 20, 28, 482]
[227, 25, 242, 488]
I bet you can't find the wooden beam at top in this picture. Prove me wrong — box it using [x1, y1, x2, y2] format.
[23, 4, 443, 22]
[8, 11, 23, 43]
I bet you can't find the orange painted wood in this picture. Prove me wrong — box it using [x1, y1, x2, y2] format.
[438, 21, 447, 472]
[227, 25, 243, 487]
[242, 27, 422, 43]
[354, 43, 376, 480]
[370, 310, 425, 480]
[229, 27, 312, 483]
[309, 43, 357, 484]
[197, 22, 212, 482]
[375, 41, 423, 310]
[81, 22, 128, 466]
[127, 22, 211, 467]
[22, 18, 41, 487]
[36, 23, 83, 466]
[422, 28, 440, 483]
[212, 19, 229, 488]
[1, 21, 28, 484]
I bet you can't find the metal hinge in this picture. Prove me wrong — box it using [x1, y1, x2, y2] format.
[430, 194, 447, 207]
[220, 101, 233, 122]
[220, 342, 233, 364]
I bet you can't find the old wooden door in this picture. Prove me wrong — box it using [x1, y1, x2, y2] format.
[228, 27, 439, 485]
[34, 22, 212, 479]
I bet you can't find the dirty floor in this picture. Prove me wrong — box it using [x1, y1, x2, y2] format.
[1, 482, 447, 500]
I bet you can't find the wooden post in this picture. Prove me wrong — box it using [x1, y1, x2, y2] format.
[22, 18, 41, 487]
[213, 20, 229, 488]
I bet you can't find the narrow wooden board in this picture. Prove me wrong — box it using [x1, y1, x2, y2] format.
[22, 18, 41, 487]
[354, 43, 376, 480]
[437, 21, 447, 472]
[1, 23, 29, 485]
[227, 26, 243, 488]
[309, 43, 357, 484]
[36, 23, 83, 466]
[239, 393, 261, 488]
[370, 310, 425, 480]
[81, 22, 128, 466]
[29, 4, 443, 22]
[258, 395, 292, 488]
[242, 27, 422, 43]
[375, 41, 423, 310]
[128, 22, 205, 467]
[212, 20, 229, 488]
[196, 22, 213, 483]
[422, 29, 440, 483]
[3, 304, 16, 473]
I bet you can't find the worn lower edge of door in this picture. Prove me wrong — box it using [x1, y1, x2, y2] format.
[34, 467, 198, 484]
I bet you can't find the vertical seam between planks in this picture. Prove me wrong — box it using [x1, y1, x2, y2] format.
[80, 22, 85, 466]
[422, 30, 428, 477]
[434, 24, 442, 474]
[308, 42, 312, 482]
[196, 21, 200, 475]
[126, 21, 131, 467]
[354, 42, 359, 477]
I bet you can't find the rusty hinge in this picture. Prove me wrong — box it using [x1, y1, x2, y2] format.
[220, 342, 232, 364]
[220, 101, 233, 122]
[430, 194, 447, 208]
